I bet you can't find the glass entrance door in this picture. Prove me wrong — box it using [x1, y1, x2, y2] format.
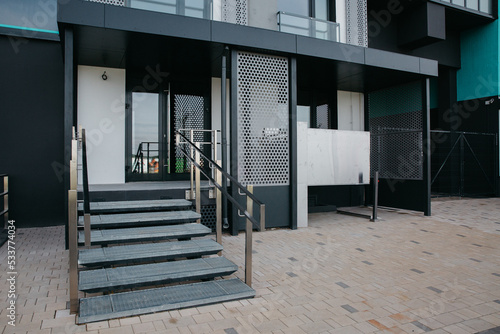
[129, 92, 162, 181]
[126, 79, 210, 182]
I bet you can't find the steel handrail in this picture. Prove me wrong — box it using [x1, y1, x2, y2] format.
[176, 131, 265, 211]
[176, 139, 264, 230]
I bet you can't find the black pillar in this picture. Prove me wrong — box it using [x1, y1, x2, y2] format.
[290, 57, 297, 230]
[423, 78, 431, 216]
[230, 49, 239, 236]
[64, 27, 75, 249]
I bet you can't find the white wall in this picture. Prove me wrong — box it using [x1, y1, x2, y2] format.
[296, 125, 371, 227]
[338, 91, 364, 131]
[306, 129, 370, 186]
[78, 66, 126, 184]
[297, 122, 309, 228]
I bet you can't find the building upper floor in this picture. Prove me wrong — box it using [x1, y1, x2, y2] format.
[1, 0, 496, 50]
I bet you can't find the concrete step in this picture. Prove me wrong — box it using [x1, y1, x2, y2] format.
[79, 257, 237, 293]
[78, 278, 255, 324]
[78, 199, 192, 214]
[77, 223, 210, 246]
[77, 210, 201, 229]
[78, 239, 222, 267]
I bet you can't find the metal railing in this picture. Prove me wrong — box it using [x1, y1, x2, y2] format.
[177, 129, 219, 201]
[433, 0, 492, 15]
[68, 126, 93, 314]
[132, 142, 159, 174]
[176, 130, 265, 287]
[277, 11, 340, 42]
[0, 174, 8, 229]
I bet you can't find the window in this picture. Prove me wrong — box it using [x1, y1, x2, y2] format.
[278, 0, 334, 21]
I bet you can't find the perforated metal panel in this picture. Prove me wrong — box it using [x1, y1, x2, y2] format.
[346, 0, 368, 47]
[316, 104, 329, 129]
[174, 95, 205, 173]
[222, 0, 248, 25]
[369, 81, 423, 180]
[87, 0, 124, 5]
[236, 51, 289, 186]
[201, 205, 216, 232]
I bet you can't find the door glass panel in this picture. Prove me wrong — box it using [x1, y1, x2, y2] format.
[278, 0, 309, 16]
[132, 92, 159, 175]
[314, 0, 328, 20]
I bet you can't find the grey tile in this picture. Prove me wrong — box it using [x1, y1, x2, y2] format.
[341, 304, 358, 313]
[411, 269, 424, 274]
[427, 286, 443, 294]
[287, 272, 298, 278]
[225, 328, 238, 334]
[336, 282, 350, 289]
[411, 321, 432, 332]
[362, 261, 373, 265]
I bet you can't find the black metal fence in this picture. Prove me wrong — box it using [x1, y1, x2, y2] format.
[431, 131, 498, 197]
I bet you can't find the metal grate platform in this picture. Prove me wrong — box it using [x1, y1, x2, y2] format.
[77, 223, 210, 245]
[78, 239, 222, 267]
[77, 210, 201, 229]
[78, 199, 192, 214]
[78, 278, 256, 324]
[79, 257, 237, 293]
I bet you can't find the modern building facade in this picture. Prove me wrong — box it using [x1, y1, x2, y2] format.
[0, 0, 498, 232]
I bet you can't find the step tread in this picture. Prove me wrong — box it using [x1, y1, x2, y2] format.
[78, 199, 192, 214]
[79, 257, 237, 293]
[78, 239, 222, 267]
[77, 223, 210, 245]
[77, 210, 201, 228]
[78, 278, 255, 324]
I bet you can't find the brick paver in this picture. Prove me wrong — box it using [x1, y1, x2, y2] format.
[1, 197, 499, 333]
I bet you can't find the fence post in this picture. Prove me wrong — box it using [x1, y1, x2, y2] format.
[245, 185, 253, 287]
[371, 171, 379, 222]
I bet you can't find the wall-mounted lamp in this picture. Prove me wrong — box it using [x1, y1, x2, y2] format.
[102, 71, 108, 81]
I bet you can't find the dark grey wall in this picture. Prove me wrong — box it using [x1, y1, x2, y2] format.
[0, 35, 65, 227]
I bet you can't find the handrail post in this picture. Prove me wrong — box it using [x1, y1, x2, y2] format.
[81, 129, 91, 247]
[195, 142, 201, 223]
[3, 176, 8, 228]
[68, 189, 79, 314]
[371, 171, 379, 222]
[215, 160, 222, 255]
[212, 131, 218, 181]
[190, 131, 194, 200]
[245, 185, 253, 287]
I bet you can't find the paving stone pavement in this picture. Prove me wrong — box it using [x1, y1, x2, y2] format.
[1, 197, 500, 334]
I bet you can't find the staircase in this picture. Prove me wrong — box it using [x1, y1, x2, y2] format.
[75, 198, 255, 324]
[68, 128, 263, 324]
